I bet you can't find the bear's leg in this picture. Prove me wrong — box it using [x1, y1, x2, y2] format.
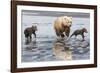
[30, 35, 32, 42]
[81, 34, 85, 41]
[33, 33, 36, 38]
[61, 33, 65, 38]
[75, 35, 77, 39]
[66, 32, 69, 37]
[26, 37, 28, 42]
[56, 31, 60, 37]
[65, 28, 70, 37]
[25, 36, 30, 44]
[55, 31, 62, 41]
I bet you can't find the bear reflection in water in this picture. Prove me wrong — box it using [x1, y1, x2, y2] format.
[53, 41, 72, 60]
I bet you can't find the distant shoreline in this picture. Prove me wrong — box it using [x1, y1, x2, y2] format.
[22, 10, 90, 18]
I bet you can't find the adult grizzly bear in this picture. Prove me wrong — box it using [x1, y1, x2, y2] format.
[54, 16, 72, 38]
[70, 28, 88, 41]
[24, 25, 37, 42]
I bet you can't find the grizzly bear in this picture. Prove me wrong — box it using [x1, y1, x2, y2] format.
[70, 28, 88, 40]
[54, 16, 72, 38]
[24, 25, 37, 42]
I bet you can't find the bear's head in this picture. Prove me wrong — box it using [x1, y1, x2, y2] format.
[32, 25, 38, 31]
[62, 16, 72, 28]
[82, 28, 88, 33]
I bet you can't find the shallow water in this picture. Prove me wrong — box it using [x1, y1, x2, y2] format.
[21, 15, 90, 62]
[21, 35, 90, 62]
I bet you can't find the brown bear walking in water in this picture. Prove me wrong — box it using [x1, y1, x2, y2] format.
[24, 25, 37, 42]
[70, 28, 88, 41]
[54, 16, 72, 38]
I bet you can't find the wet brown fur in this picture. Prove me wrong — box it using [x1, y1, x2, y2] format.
[24, 25, 37, 42]
[70, 28, 88, 40]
